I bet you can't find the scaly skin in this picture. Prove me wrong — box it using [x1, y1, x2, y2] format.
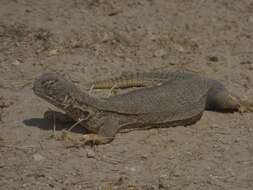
[33, 72, 253, 144]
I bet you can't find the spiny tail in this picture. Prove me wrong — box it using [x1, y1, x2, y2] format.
[85, 73, 162, 89]
[85, 71, 199, 90]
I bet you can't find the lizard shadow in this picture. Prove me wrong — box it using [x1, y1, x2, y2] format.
[23, 118, 88, 134]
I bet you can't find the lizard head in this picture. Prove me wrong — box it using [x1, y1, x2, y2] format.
[33, 72, 76, 108]
[33, 73, 104, 132]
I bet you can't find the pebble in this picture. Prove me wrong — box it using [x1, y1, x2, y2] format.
[48, 49, 58, 56]
[208, 56, 219, 62]
[33, 154, 45, 161]
[125, 166, 136, 172]
[154, 49, 166, 57]
[248, 16, 253, 23]
[86, 148, 95, 158]
[11, 60, 21, 66]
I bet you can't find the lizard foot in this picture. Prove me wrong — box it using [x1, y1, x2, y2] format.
[238, 104, 253, 113]
[237, 100, 253, 113]
[228, 95, 253, 113]
[81, 134, 112, 145]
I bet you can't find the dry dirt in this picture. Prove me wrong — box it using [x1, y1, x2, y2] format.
[1, 0, 253, 189]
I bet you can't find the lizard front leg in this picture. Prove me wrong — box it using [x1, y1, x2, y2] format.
[82, 117, 122, 145]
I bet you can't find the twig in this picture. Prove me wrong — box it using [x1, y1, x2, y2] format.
[0, 144, 39, 150]
[53, 110, 56, 135]
[88, 84, 94, 95]
[107, 84, 117, 97]
[68, 118, 85, 131]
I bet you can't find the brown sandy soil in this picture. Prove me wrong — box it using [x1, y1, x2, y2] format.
[1, 0, 253, 189]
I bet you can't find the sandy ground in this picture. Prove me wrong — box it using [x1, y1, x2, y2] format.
[0, 0, 253, 189]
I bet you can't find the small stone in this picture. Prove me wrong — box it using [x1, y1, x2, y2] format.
[240, 61, 251, 65]
[114, 177, 124, 186]
[70, 40, 82, 48]
[154, 49, 166, 57]
[210, 124, 219, 128]
[147, 32, 156, 41]
[48, 49, 58, 56]
[208, 56, 219, 62]
[248, 16, 253, 23]
[125, 166, 136, 172]
[11, 60, 21, 66]
[49, 184, 54, 188]
[215, 153, 222, 158]
[25, 9, 32, 13]
[108, 10, 122, 16]
[140, 154, 148, 160]
[33, 154, 45, 161]
[86, 148, 95, 158]
[173, 43, 184, 52]
[158, 182, 165, 189]
[173, 171, 181, 177]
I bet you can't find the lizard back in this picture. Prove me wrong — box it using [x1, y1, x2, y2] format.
[99, 76, 209, 116]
